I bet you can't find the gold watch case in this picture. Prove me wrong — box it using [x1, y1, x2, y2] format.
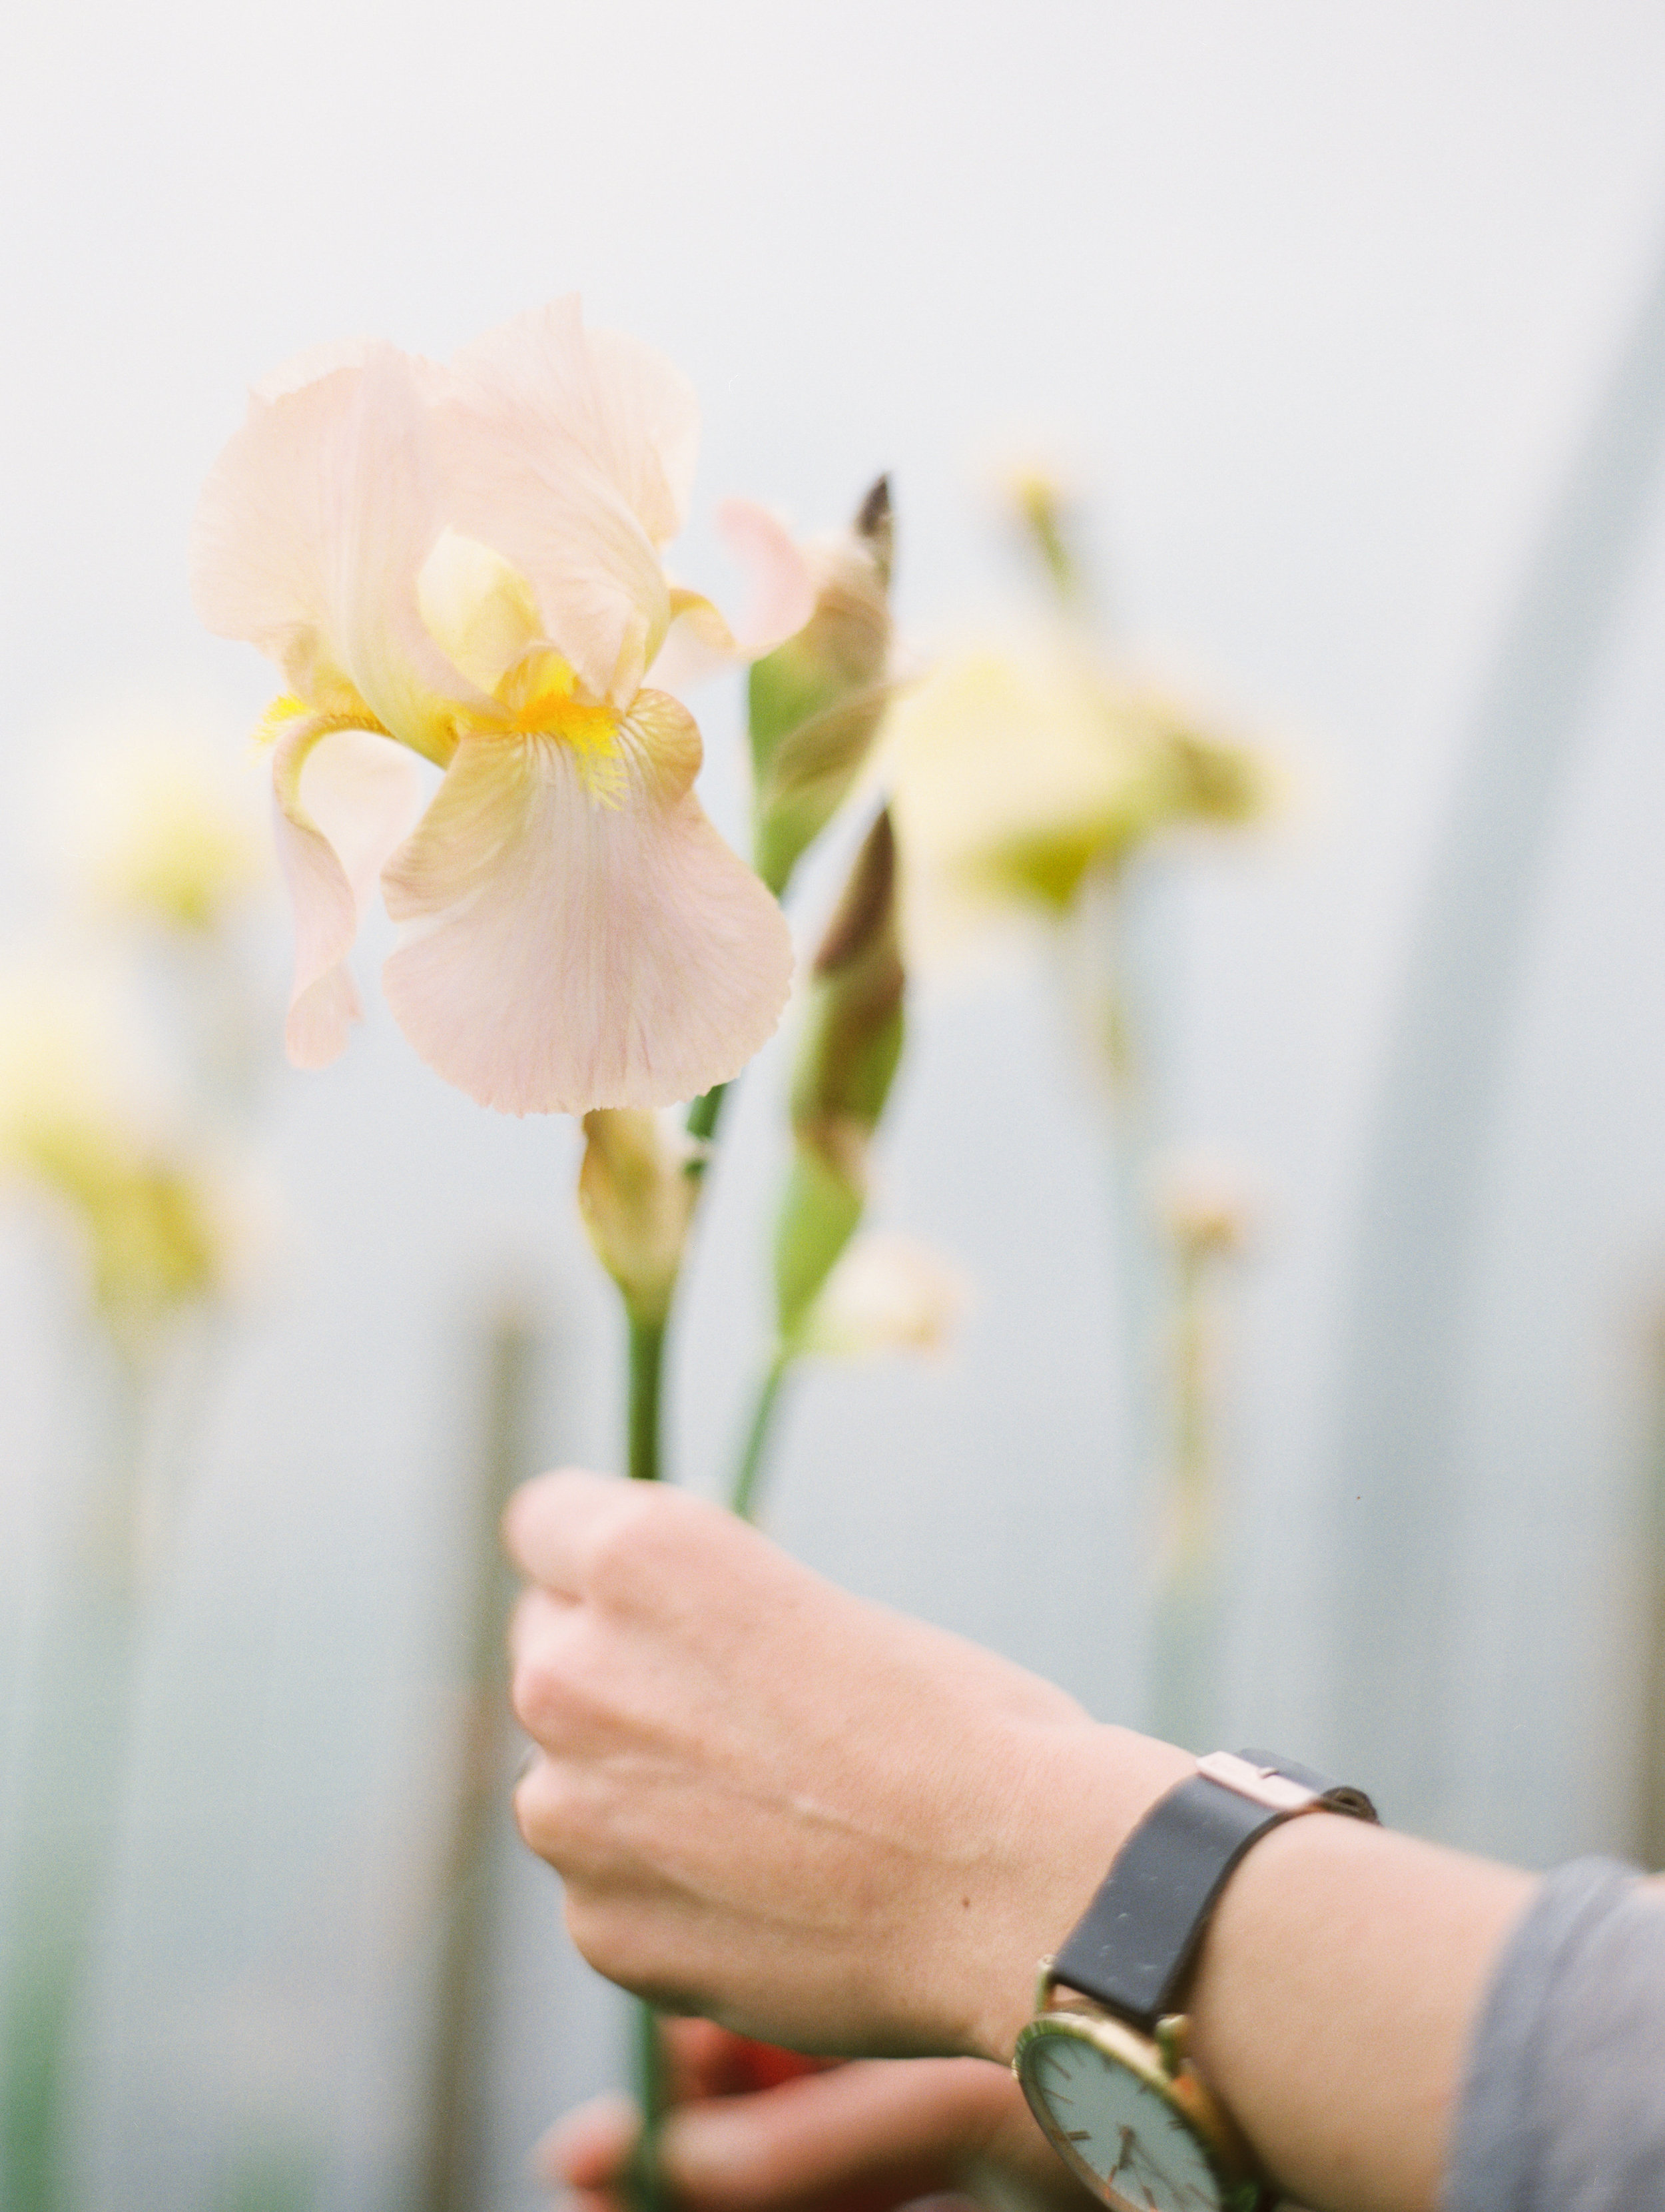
[1014, 1980, 1271, 2212]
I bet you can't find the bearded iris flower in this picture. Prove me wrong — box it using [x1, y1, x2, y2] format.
[192, 300, 812, 1115]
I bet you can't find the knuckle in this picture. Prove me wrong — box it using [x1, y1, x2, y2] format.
[561, 1890, 633, 1984]
[509, 1646, 578, 1742]
[511, 1763, 557, 1857]
[561, 1898, 700, 2020]
[586, 1481, 729, 1612]
[583, 1485, 675, 1605]
[509, 1609, 611, 1745]
[513, 1757, 588, 1864]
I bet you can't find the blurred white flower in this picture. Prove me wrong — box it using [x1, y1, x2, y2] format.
[800, 1231, 971, 1359]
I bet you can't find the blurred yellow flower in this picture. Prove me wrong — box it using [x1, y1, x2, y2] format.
[1147, 1149, 1261, 1264]
[884, 640, 1273, 961]
[73, 738, 269, 935]
[0, 974, 238, 1345]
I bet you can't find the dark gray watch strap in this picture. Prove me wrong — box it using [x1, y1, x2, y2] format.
[1051, 1750, 1378, 2035]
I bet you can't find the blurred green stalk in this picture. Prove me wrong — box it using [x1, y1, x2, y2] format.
[729, 1349, 793, 1525]
[1636, 1316, 1665, 1872]
[628, 1317, 667, 1491]
[413, 1301, 539, 2212]
[1, 1351, 150, 2212]
[1145, 1229, 1230, 1752]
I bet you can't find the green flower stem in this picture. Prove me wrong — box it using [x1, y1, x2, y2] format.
[729, 1349, 794, 1524]
[627, 1315, 667, 1489]
[623, 1309, 671, 2212]
[1636, 1315, 1665, 1871]
[623, 1997, 671, 2212]
[618, 1076, 754, 2205]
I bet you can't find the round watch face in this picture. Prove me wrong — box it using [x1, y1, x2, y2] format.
[1015, 2015, 1242, 2212]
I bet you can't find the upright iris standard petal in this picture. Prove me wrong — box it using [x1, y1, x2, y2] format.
[438, 300, 695, 702]
[193, 348, 489, 763]
[379, 692, 793, 1116]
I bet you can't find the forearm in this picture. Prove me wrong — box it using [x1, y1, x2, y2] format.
[1186, 1812, 1534, 2212]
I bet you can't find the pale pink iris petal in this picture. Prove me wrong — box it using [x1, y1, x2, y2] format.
[301, 729, 428, 905]
[270, 718, 363, 1068]
[252, 335, 372, 402]
[436, 302, 684, 702]
[713, 498, 817, 651]
[378, 693, 794, 1115]
[192, 349, 488, 759]
[649, 502, 816, 695]
[271, 721, 428, 1068]
[453, 298, 699, 544]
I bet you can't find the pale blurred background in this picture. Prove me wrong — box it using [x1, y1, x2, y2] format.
[5, 2, 1665, 2205]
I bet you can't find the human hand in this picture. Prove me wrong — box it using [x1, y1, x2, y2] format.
[538, 2020, 1094, 2212]
[505, 1469, 1189, 2061]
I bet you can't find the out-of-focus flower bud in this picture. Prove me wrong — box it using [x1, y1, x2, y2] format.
[749, 478, 894, 897]
[801, 1232, 970, 1359]
[577, 1108, 701, 1327]
[775, 809, 904, 1343]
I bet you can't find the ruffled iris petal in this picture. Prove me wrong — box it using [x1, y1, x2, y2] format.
[378, 690, 793, 1114]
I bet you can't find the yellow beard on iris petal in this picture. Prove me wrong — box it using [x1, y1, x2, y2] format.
[490, 651, 627, 806]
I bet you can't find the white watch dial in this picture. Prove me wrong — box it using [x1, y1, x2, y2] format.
[1020, 2027, 1228, 2211]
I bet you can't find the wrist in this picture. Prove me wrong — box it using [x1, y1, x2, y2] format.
[956, 1718, 1194, 2063]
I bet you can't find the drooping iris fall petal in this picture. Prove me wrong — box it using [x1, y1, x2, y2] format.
[380, 692, 793, 1115]
[268, 716, 426, 1067]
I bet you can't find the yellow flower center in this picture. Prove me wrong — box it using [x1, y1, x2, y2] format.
[498, 652, 626, 803]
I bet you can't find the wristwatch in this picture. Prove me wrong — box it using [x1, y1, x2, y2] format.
[1013, 1750, 1378, 2212]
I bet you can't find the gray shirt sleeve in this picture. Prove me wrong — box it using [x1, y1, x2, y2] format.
[1445, 1855, 1665, 2212]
